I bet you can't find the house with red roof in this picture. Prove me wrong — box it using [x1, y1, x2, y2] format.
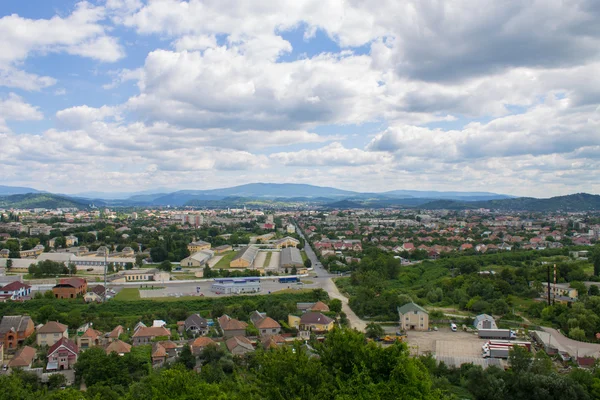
[0, 281, 31, 300]
[47, 337, 79, 370]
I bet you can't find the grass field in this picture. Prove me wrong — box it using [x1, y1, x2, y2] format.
[301, 250, 308, 262]
[139, 286, 166, 291]
[213, 251, 237, 269]
[263, 252, 272, 267]
[114, 288, 141, 301]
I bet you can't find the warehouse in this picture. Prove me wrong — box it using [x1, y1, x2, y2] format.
[280, 247, 303, 268]
[230, 246, 259, 268]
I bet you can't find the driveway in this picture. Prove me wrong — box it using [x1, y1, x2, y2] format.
[540, 327, 600, 358]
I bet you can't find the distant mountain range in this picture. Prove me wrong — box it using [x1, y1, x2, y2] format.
[0, 183, 599, 211]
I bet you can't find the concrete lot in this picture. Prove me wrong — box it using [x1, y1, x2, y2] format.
[268, 252, 280, 269]
[254, 251, 267, 269]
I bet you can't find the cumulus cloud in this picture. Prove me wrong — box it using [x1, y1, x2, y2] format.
[271, 142, 393, 166]
[0, 1, 123, 90]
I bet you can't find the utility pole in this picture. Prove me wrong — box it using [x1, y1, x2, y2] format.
[553, 264, 557, 305]
[104, 248, 108, 302]
[547, 264, 551, 306]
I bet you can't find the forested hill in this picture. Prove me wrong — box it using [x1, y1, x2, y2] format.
[0, 193, 86, 209]
[421, 193, 600, 212]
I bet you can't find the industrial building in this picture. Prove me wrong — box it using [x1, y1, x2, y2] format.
[211, 278, 261, 294]
[280, 247, 303, 268]
[230, 246, 259, 268]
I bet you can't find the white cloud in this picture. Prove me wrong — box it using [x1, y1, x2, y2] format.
[271, 142, 393, 166]
[0, 1, 123, 90]
[56, 105, 121, 129]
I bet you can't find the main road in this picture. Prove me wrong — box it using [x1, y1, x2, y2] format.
[297, 225, 367, 332]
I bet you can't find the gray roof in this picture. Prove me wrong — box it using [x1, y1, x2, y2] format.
[474, 314, 495, 326]
[231, 246, 259, 264]
[300, 312, 333, 325]
[0, 315, 32, 334]
[280, 247, 303, 267]
[184, 314, 208, 330]
[397, 302, 428, 315]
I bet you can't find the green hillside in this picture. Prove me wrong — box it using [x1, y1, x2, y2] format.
[0, 193, 86, 209]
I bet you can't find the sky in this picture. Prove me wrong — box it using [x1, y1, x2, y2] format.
[1, 0, 599, 197]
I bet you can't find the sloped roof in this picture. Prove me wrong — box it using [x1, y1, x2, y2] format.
[261, 334, 286, 349]
[38, 321, 68, 334]
[226, 336, 254, 352]
[8, 346, 36, 367]
[184, 314, 208, 329]
[190, 336, 215, 348]
[0, 281, 31, 292]
[152, 342, 167, 358]
[231, 246, 259, 264]
[280, 247, 303, 267]
[48, 337, 78, 357]
[310, 301, 330, 312]
[0, 315, 32, 334]
[132, 326, 171, 338]
[218, 315, 248, 331]
[255, 316, 281, 330]
[397, 302, 428, 315]
[300, 312, 334, 325]
[107, 325, 124, 338]
[159, 340, 177, 350]
[105, 339, 131, 355]
[58, 277, 87, 288]
[81, 328, 103, 338]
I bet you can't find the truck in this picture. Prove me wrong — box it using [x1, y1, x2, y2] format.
[478, 329, 516, 340]
[482, 340, 531, 352]
[482, 345, 511, 359]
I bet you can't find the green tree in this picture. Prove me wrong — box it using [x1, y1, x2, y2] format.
[158, 260, 172, 272]
[329, 298, 342, 313]
[304, 258, 312, 269]
[508, 345, 532, 373]
[178, 344, 196, 370]
[593, 247, 600, 277]
[365, 322, 385, 339]
[6, 258, 12, 271]
[569, 327, 587, 341]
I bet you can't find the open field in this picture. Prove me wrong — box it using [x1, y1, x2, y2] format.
[114, 288, 140, 301]
[254, 251, 267, 269]
[213, 251, 236, 269]
[268, 251, 280, 269]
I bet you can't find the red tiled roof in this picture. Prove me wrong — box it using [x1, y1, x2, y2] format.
[38, 321, 68, 334]
[0, 281, 31, 292]
[132, 326, 170, 338]
[255, 317, 280, 330]
[48, 337, 78, 357]
[218, 315, 248, 331]
[105, 339, 131, 355]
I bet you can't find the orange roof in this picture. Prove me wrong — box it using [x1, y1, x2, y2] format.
[152, 343, 167, 358]
[8, 346, 36, 367]
[218, 315, 248, 331]
[82, 328, 102, 338]
[108, 325, 124, 338]
[191, 337, 215, 348]
[132, 326, 170, 338]
[255, 317, 281, 330]
[38, 321, 68, 334]
[105, 339, 131, 355]
[310, 301, 330, 312]
[159, 340, 177, 349]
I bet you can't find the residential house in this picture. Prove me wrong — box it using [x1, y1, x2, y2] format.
[250, 311, 281, 337]
[105, 339, 132, 356]
[0, 281, 32, 300]
[8, 346, 36, 369]
[52, 278, 88, 299]
[47, 338, 78, 371]
[151, 342, 168, 367]
[132, 326, 171, 346]
[84, 292, 103, 303]
[473, 314, 497, 330]
[218, 315, 248, 338]
[105, 325, 124, 343]
[77, 328, 103, 349]
[184, 314, 209, 337]
[397, 302, 429, 331]
[190, 337, 216, 356]
[288, 312, 334, 333]
[296, 301, 330, 313]
[0, 315, 35, 349]
[37, 321, 69, 347]
[261, 334, 286, 349]
[226, 336, 254, 355]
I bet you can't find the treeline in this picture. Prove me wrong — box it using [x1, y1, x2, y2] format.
[2, 329, 598, 399]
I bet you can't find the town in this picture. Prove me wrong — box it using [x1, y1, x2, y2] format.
[0, 201, 599, 398]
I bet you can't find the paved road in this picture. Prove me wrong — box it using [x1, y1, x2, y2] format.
[297, 224, 367, 332]
[540, 327, 600, 358]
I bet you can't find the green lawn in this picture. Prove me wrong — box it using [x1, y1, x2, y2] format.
[139, 286, 166, 291]
[213, 251, 237, 269]
[301, 250, 308, 262]
[114, 288, 141, 301]
[263, 252, 272, 268]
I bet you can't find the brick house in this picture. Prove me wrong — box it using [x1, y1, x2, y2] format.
[52, 278, 88, 299]
[0, 315, 35, 350]
[132, 326, 171, 346]
[47, 338, 79, 370]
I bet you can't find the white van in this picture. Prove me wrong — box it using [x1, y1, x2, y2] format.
[450, 323, 457, 332]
